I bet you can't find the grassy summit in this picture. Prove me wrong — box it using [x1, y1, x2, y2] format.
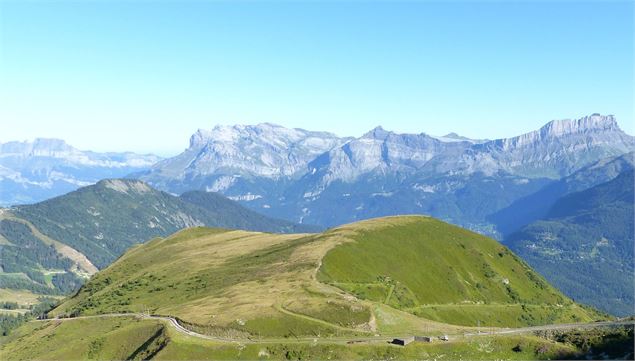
[317, 216, 595, 326]
[50, 215, 598, 338]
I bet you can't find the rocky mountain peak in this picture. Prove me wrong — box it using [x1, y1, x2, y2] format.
[31, 138, 74, 150]
[495, 114, 626, 151]
[162, 123, 349, 179]
[98, 179, 153, 195]
[188, 123, 342, 150]
[0, 138, 161, 205]
[189, 129, 214, 148]
[540, 114, 619, 138]
[362, 126, 392, 140]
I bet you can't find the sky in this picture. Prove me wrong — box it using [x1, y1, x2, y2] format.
[0, 1, 633, 156]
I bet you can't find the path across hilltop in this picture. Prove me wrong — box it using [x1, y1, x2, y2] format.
[33, 313, 634, 345]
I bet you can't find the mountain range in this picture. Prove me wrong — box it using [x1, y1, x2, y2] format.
[136, 114, 634, 236]
[6, 115, 631, 235]
[0, 138, 161, 206]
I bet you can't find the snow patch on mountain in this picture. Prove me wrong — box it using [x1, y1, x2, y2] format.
[372, 191, 394, 197]
[227, 193, 263, 201]
[413, 184, 436, 193]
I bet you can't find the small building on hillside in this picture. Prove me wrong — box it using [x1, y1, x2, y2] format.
[391, 337, 415, 346]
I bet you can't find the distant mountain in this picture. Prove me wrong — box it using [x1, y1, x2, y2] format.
[133, 123, 350, 195]
[179, 190, 321, 234]
[489, 152, 635, 236]
[505, 170, 634, 316]
[0, 179, 317, 298]
[0, 138, 161, 206]
[432, 132, 488, 143]
[137, 114, 635, 234]
[422, 114, 633, 178]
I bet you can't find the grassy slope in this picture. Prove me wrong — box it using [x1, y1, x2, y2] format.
[1, 316, 592, 361]
[49, 216, 598, 339]
[0, 317, 167, 360]
[318, 216, 597, 327]
[13, 179, 314, 269]
[6, 316, 633, 360]
[156, 330, 578, 361]
[49, 226, 374, 338]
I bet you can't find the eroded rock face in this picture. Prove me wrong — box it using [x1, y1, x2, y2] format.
[102, 179, 152, 194]
[421, 114, 634, 178]
[181, 123, 349, 177]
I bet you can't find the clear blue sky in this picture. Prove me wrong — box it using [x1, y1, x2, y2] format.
[1, 1, 633, 156]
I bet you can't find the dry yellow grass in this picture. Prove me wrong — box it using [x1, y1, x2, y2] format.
[50, 224, 380, 337]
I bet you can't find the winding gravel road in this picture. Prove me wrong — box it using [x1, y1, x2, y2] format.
[34, 313, 634, 344]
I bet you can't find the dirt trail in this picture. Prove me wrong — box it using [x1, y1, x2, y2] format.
[33, 313, 634, 344]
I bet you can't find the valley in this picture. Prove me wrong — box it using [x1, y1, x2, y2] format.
[506, 169, 634, 316]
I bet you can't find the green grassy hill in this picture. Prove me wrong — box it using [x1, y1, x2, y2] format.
[317, 217, 595, 327]
[50, 216, 599, 335]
